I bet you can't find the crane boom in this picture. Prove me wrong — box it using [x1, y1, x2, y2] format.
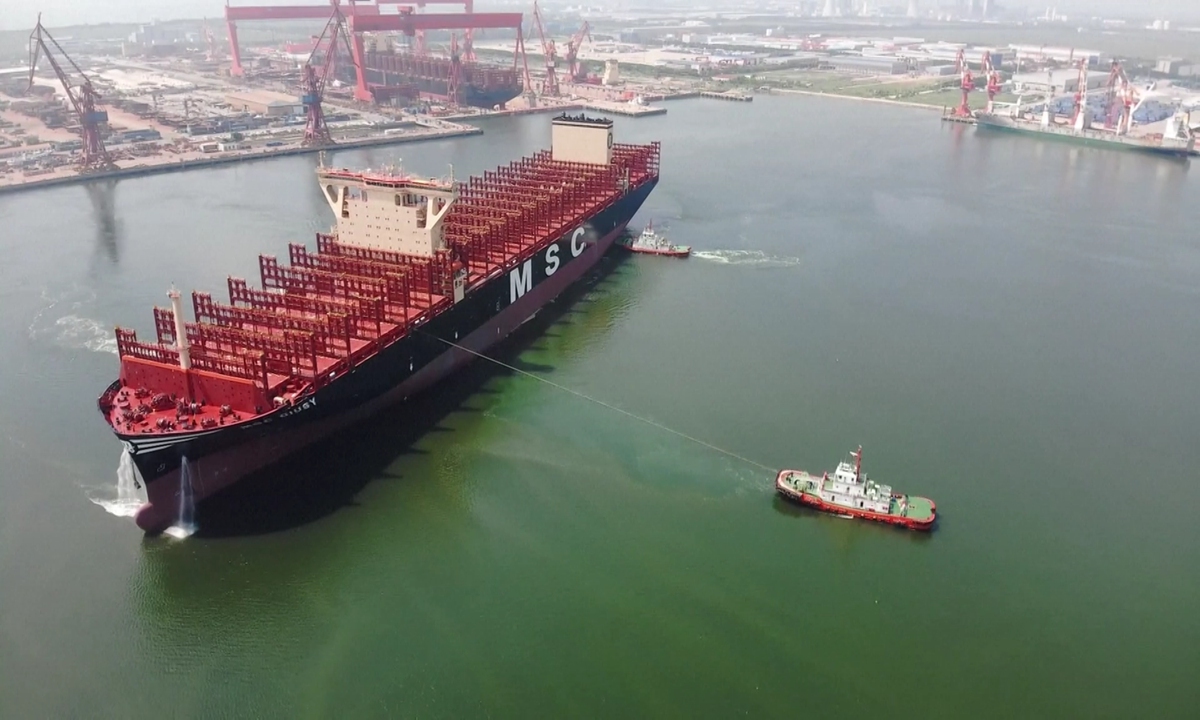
[566, 20, 591, 83]
[531, 1, 558, 97]
[28, 14, 115, 172]
[952, 49, 974, 117]
[302, 5, 356, 146]
[981, 51, 1001, 114]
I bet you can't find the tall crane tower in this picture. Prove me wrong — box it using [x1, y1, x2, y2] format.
[1070, 60, 1089, 131]
[565, 20, 591, 83]
[531, 1, 559, 97]
[28, 15, 116, 173]
[302, 5, 355, 146]
[981, 51, 1001, 114]
[952, 48, 974, 118]
[1104, 60, 1135, 134]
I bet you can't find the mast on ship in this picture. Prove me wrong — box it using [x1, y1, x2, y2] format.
[853, 445, 863, 480]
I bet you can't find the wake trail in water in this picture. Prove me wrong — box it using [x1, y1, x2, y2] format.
[28, 287, 117, 355]
[691, 249, 802, 269]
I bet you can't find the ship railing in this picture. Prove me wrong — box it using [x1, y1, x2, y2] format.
[193, 291, 355, 360]
[259, 255, 416, 323]
[189, 348, 267, 388]
[153, 306, 176, 345]
[186, 322, 319, 382]
[227, 277, 385, 342]
[290, 244, 415, 312]
[312, 240, 455, 310]
[115, 328, 180, 367]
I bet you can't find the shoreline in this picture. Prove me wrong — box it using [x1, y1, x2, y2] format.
[0, 125, 483, 196]
[769, 87, 947, 112]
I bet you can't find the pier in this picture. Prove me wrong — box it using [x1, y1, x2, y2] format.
[701, 91, 753, 102]
[0, 125, 483, 196]
[581, 100, 667, 117]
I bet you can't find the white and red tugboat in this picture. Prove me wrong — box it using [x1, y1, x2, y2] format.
[617, 221, 690, 257]
[776, 447, 936, 531]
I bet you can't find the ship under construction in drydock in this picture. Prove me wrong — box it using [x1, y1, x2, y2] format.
[361, 46, 523, 109]
[98, 114, 660, 533]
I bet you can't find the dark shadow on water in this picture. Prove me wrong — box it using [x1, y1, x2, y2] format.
[84, 179, 122, 268]
[509, 358, 556, 374]
[187, 251, 634, 539]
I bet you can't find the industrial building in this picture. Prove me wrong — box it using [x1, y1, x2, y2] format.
[224, 91, 302, 117]
[826, 55, 908, 75]
[1008, 45, 1108, 68]
[1155, 58, 1200, 77]
[1011, 70, 1108, 95]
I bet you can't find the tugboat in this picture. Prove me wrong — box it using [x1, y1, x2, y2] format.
[617, 221, 691, 257]
[775, 447, 936, 531]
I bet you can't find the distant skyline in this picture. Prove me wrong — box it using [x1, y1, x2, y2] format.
[2, 0, 1199, 32]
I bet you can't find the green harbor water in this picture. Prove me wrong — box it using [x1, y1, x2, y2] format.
[1, 96, 1198, 717]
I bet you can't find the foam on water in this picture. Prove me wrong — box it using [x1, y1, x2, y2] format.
[162, 525, 196, 540]
[27, 287, 117, 355]
[89, 449, 144, 518]
[691, 249, 802, 269]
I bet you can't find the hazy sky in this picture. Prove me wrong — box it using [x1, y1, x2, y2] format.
[2, 0, 1198, 32]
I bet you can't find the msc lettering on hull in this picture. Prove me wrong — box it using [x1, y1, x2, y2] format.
[509, 226, 588, 304]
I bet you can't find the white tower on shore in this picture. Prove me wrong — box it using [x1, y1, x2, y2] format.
[822, 0, 837, 18]
[907, 0, 919, 18]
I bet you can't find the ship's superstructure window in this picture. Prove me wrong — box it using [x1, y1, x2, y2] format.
[318, 169, 457, 257]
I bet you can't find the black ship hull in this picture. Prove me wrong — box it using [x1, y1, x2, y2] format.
[110, 180, 656, 533]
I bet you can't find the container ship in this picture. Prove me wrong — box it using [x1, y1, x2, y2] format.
[974, 108, 1196, 157]
[98, 114, 659, 534]
[362, 49, 523, 109]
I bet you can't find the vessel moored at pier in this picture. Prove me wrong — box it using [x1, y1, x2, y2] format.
[974, 108, 1196, 157]
[97, 113, 660, 534]
[775, 447, 936, 531]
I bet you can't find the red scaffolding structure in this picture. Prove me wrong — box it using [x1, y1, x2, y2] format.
[27, 15, 116, 172]
[347, 11, 525, 101]
[225, 1, 485, 78]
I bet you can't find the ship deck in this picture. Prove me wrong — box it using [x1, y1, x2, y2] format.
[897, 496, 935, 522]
[102, 141, 661, 438]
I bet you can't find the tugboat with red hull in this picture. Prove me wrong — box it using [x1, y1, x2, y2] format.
[775, 447, 936, 531]
[98, 114, 660, 534]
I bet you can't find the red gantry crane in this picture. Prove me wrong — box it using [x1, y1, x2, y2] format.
[346, 10, 526, 102]
[1069, 59, 1089, 130]
[1103, 60, 1136, 134]
[952, 48, 974, 117]
[531, 1, 559, 97]
[302, 4, 356, 146]
[565, 20, 591, 83]
[224, 0, 477, 77]
[981, 51, 1001, 114]
[28, 14, 116, 173]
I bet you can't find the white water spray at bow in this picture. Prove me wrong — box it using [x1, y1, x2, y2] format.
[164, 457, 197, 539]
[91, 449, 144, 518]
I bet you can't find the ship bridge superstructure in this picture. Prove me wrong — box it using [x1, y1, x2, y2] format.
[820, 447, 894, 514]
[319, 166, 458, 258]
